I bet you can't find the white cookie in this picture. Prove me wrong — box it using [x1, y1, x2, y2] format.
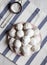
[22, 36, 30, 46]
[15, 48, 20, 54]
[32, 45, 40, 52]
[24, 23, 32, 30]
[22, 45, 31, 55]
[9, 38, 15, 47]
[17, 30, 24, 38]
[15, 39, 21, 48]
[9, 28, 16, 37]
[30, 35, 41, 46]
[25, 29, 34, 37]
[16, 23, 23, 30]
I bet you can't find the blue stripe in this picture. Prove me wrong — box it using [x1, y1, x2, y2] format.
[27, 8, 40, 22]
[12, 55, 20, 63]
[1, 1, 30, 55]
[0, 3, 9, 19]
[41, 56, 47, 65]
[38, 16, 47, 29]
[0, 0, 15, 20]
[2, 46, 10, 56]
[0, 1, 30, 41]
[0, 16, 2, 19]
[25, 36, 47, 65]
[2, 8, 40, 62]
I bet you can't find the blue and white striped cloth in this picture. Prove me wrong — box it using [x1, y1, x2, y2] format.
[0, 0, 47, 65]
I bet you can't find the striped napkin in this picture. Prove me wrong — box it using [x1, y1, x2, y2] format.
[0, 0, 47, 65]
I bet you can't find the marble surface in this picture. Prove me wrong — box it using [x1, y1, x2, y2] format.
[0, 0, 47, 65]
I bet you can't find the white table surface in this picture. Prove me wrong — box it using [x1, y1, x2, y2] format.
[0, 0, 47, 65]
